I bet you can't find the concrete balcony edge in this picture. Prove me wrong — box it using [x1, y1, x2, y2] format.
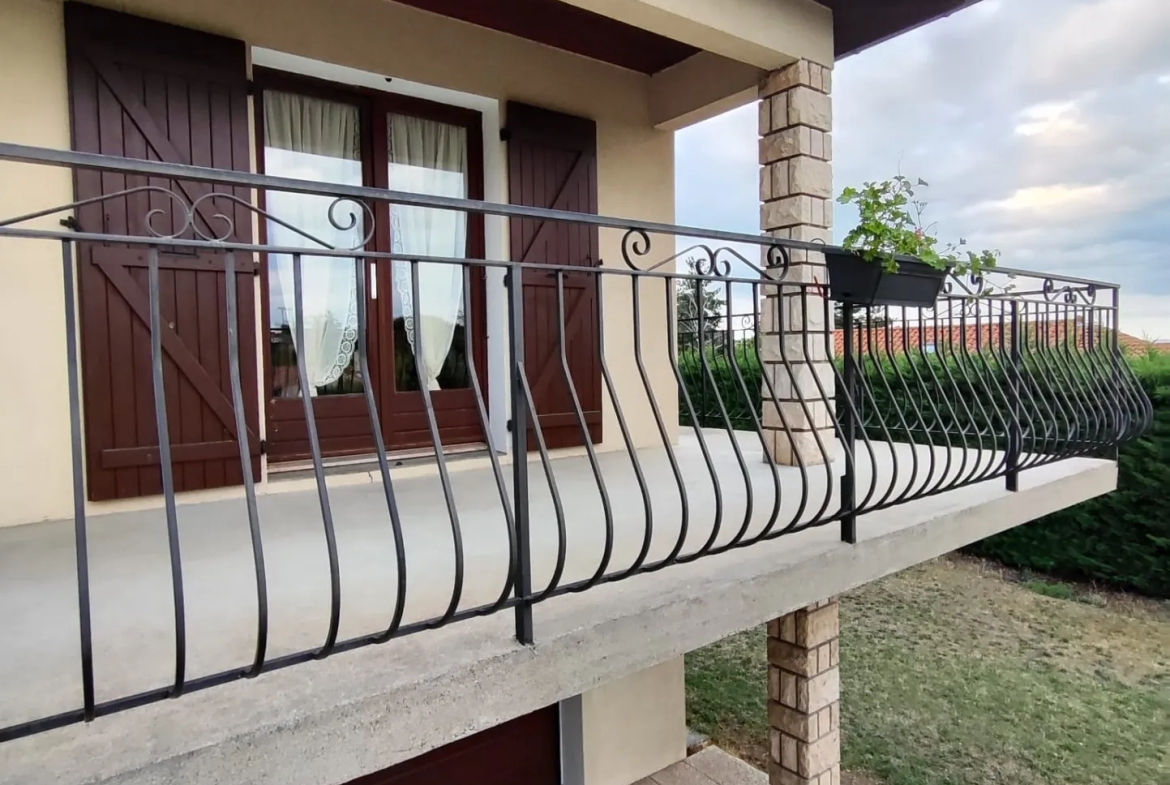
[0, 457, 1117, 785]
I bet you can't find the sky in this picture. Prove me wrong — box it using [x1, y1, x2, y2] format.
[675, 0, 1170, 339]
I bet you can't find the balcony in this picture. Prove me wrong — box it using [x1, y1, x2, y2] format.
[0, 143, 1150, 755]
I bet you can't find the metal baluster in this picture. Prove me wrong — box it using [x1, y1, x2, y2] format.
[862, 312, 914, 506]
[408, 260, 465, 627]
[900, 307, 951, 495]
[840, 303, 857, 543]
[462, 264, 518, 614]
[224, 252, 268, 674]
[692, 274, 753, 554]
[600, 274, 655, 579]
[754, 285, 810, 538]
[842, 305, 882, 516]
[724, 281, 781, 545]
[915, 307, 960, 492]
[783, 289, 840, 528]
[1006, 299, 1021, 491]
[666, 273, 724, 561]
[292, 253, 342, 655]
[634, 275, 690, 568]
[148, 247, 186, 694]
[353, 259, 408, 640]
[845, 308, 901, 512]
[555, 271, 614, 586]
[61, 239, 94, 719]
[507, 266, 534, 644]
[880, 316, 933, 498]
[948, 300, 1001, 485]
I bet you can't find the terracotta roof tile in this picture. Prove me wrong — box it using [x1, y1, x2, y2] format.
[827, 321, 1148, 356]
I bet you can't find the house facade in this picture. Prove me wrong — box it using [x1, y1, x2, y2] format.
[0, 1, 1147, 785]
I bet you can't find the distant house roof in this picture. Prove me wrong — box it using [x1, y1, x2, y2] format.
[1118, 333, 1168, 355]
[828, 322, 1155, 356]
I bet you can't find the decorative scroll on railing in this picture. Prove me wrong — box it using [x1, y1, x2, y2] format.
[0, 142, 1151, 743]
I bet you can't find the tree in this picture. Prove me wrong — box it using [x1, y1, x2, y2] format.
[676, 256, 726, 351]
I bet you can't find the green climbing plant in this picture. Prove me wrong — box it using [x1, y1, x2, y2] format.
[837, 175, 998, 276]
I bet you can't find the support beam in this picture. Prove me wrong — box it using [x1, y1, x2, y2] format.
[759, 59, 836, 466]
[557, 0, 833, 70]
[767, 599, 841, 785]
[650, 51, 762, 130]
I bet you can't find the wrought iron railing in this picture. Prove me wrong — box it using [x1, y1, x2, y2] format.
[0, 143, 1151, 742]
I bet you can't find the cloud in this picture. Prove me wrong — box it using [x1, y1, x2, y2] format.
[675, 0, 1170, 338]
[1013, 100, 1085, 138]
[1029, 0, 1170, 89]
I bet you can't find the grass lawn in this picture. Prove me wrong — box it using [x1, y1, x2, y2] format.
[685, 555, 1170, 785]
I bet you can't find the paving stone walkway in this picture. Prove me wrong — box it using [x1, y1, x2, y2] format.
[637, 747, 766, 785]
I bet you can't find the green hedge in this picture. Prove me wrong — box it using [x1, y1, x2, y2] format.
[677, 344, 1169, 597]
[965, 350, 1170, 597]
[677, 343, 761, 430]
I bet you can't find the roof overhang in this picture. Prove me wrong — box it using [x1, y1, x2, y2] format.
[827, 0, 984, 58]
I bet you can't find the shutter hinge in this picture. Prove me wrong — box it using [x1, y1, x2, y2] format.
[506, 418, 513, 432]
[499, 127, 511, 142]
[259, 439, 267, 455]
[246, 79, 256, 96]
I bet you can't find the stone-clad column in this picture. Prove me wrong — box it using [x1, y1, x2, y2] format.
[759, 60, 835, 466]
[767, 598, 841, 785]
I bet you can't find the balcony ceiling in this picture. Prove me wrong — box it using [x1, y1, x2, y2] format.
[390, 0, 980, 74]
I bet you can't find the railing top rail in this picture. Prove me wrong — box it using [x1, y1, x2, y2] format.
[0, 226, 802, 288]
[0, 142, 1123, 291]
[0, 142, 816, 251]
[0, 142, 1122, 291]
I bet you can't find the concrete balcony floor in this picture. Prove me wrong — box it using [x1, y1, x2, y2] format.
[0, 431, 1116, 785]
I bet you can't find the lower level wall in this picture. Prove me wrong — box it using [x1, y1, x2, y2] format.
[561, 657, 687, 785]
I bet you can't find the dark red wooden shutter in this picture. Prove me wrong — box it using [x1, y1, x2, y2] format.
[506, 102, 602, 449]
[65, 3, 259, 501]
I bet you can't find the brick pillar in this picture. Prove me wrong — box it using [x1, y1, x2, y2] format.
[767, 598, 840, 785]
[759, 60, 835, 466]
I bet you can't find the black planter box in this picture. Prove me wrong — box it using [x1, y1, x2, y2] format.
[825, 249, 947, 308]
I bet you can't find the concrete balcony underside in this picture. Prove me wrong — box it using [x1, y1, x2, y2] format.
[0, 433, 1116, 785]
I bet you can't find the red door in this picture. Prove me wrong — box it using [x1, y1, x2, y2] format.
[507, 102, 602, 449]
[345, 706, 561, 785]
[65, 3, 260, 500]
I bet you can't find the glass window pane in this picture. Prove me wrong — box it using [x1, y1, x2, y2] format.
[388, 113, 471, 392]
[264, 90, 365, 398]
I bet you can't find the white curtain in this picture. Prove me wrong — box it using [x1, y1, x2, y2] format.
[389, 114, 468, 390]
[264, 91, 363, 395]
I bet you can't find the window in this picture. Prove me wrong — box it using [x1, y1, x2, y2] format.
[258, 74, 481, 405]
[263, 90, 365, 398]
[388, 113, 471, 392]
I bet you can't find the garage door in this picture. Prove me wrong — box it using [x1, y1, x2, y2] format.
[346, 706, 561, 785]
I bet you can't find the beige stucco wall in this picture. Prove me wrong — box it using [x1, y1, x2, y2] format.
[0, 0, 683, 525]
[0, 0, 75, 528]
[561, 657, 687, 785]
